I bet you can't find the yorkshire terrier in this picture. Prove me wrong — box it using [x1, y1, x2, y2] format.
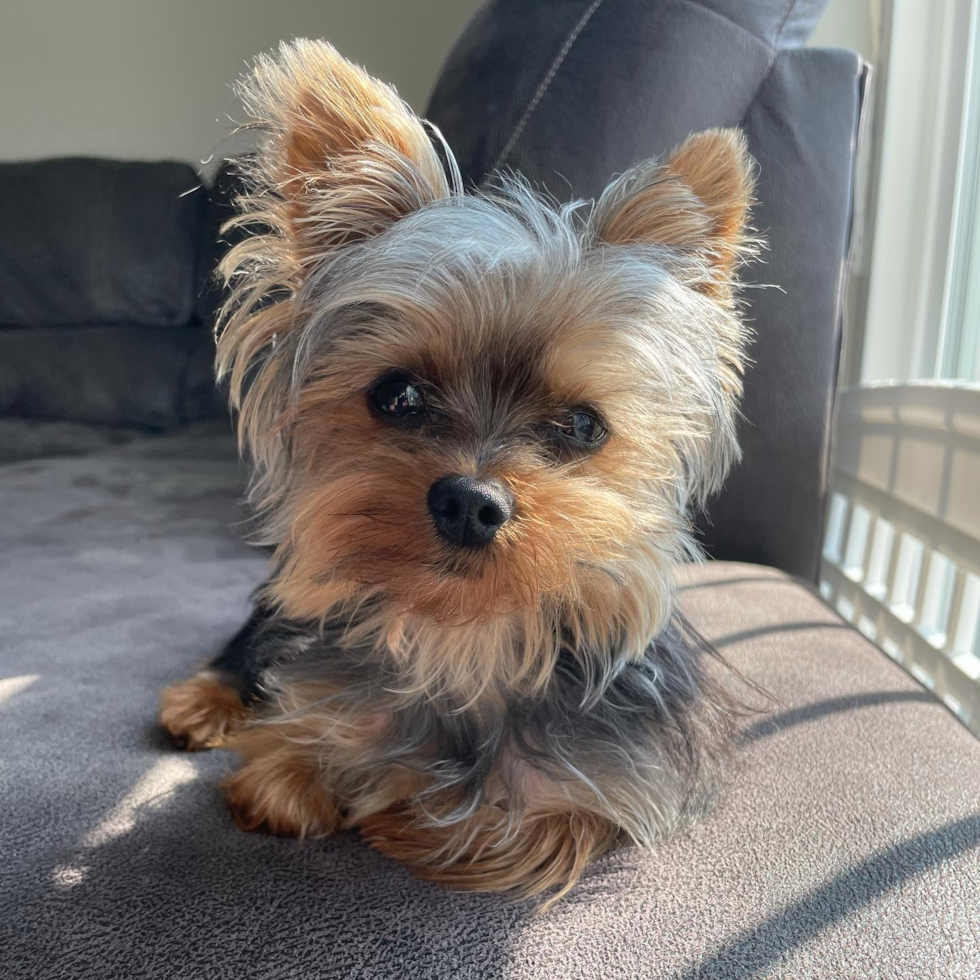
[160, 39, 757, 907]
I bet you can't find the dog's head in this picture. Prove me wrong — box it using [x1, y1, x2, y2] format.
[218, 40, 756, 698]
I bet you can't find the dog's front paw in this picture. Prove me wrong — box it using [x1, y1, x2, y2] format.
[158, 672, 248, 750]
[222, 752, 339, 839]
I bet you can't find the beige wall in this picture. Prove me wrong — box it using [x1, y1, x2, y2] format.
[0, 0, 483, 172]
[810, 0, 878, 61]
[2, 0, 878, 175]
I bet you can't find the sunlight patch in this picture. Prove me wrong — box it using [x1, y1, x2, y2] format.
[82, 757, 198, 848]
[0, 674, 40, 705]
[52, 757, 199, 889]
[51, 864, 89, 888]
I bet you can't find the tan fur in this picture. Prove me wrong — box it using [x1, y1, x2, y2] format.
[666, 129, 756, 278]
[158, 673, 248, 750]
[223, 725, 341, 838]
[594, 128, 756, 299]
[242, 263, 716, 702]
[270, 382, 674, 702]
[223, 681, 409, 837]
[215, 39, 451, 463]
[360, 805, 619, 910]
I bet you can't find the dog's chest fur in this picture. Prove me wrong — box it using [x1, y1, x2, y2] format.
[238, 609, 729, 841]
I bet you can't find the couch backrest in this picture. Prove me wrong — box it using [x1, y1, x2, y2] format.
[0, 158, 207, 328]
[0, 157, 226, 428]
[426, 0, 866, 582]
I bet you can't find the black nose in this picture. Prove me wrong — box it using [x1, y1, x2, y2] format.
[427, 475, 514, 548]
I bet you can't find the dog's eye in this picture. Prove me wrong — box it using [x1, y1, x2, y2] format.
[554, 409, 607, 450]
[568, 411, 605, 444]
[370, 375, 426, 422]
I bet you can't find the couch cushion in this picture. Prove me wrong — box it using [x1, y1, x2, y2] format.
[1, 433, 977, 979]
[0, 158, 206, 328]
[0, 325, 223, 428]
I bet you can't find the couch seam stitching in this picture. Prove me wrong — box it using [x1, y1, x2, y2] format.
[773, 0, 799, 53]
[742, 0, 800, 126]
[491, 0, 607, 174]
[680, 0, 775, 49]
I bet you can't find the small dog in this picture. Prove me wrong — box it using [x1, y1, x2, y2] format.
[160, 39, 757, 906]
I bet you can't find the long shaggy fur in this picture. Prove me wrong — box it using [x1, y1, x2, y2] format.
[164, 39, 760, 907]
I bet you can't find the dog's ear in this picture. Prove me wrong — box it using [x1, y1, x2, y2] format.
[591, 129, 755, 300]
[216, 40, 453, 462]
[229, 38, 451, 271]
[593, 130, 756, 508]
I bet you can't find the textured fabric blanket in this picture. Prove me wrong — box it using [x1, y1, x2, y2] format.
[2, 425, 978, 979]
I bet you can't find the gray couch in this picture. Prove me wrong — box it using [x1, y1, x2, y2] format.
[0, 158, 224, 436]
[2, 2, 978, 978]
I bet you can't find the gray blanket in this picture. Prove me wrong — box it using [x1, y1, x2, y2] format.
[2, 424, 978, 979]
